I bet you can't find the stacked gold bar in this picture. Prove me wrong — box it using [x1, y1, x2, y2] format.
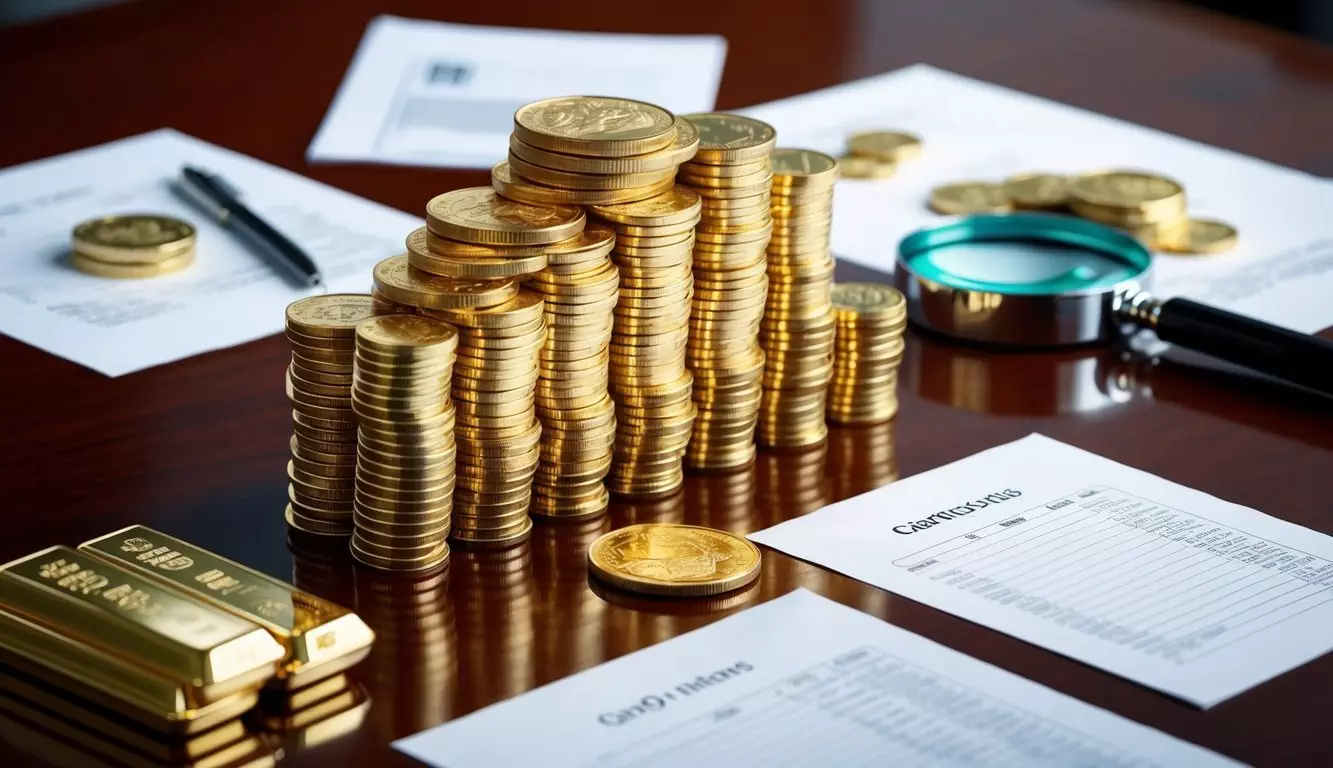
[350, 315, 459, 572]
[827, 283, 908, 425]
[284, 295, 377, 537]
[758, 149, 839, 448]
[591, 190, 702, 498]
[675, 114, 777, 470]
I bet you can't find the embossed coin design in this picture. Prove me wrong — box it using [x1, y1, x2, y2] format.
[683, 114, 778, 164]
[514, 96, 677, 157]
[72, 214, 196, 263]
[587, 523, 762, 597]
[426, 188, 585, 246]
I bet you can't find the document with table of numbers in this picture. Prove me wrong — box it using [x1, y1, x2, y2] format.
[749, 434, 1333, 708]
[395, 589, 1236, 767]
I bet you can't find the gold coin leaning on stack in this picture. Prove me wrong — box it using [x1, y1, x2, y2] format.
[827, 282, 907, 425]
[588, 187, 703, 498]
[757, 148, 839, 449]
[70, 214, 197, 278]
[495, 95, 699, 207]
[675, 114, 777, 471]
[285, 294, 378, 537]
[350, 315, 459, 573]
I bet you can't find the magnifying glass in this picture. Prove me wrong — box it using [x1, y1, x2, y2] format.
[894, 214, 1333, 396]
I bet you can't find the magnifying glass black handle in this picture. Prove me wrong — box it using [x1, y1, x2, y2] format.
[1152, 298, 1333, 396]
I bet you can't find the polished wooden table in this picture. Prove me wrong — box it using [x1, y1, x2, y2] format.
[3, 0, 1333, 765]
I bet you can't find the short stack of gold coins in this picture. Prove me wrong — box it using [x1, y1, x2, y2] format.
[591, 189, 703, 498]
[1065, 170, 1189, 249]
[826, 283, 908, 425]
[675, 114, 777, 471]
[285, 294, 377, 537]
[350, 314, 459, 572]
[69, 214, 197, 279]
[757, 149, 839, 448]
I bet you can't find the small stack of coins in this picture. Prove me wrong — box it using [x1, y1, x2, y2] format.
[840, 131, 922, 180]
[675, 114, 777, 471]
[284, 294, 377, 537]
[70, 214, 197, 278]
[589, 188, 703, 498]
[496, 96, 699, 208]
[757, 149, 839, 449]
[826, 283, 907, 425]
[350, 314, 459, 572]
[431, 292, 546, 549]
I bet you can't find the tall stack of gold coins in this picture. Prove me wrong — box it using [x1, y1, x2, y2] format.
[285, 295, 377, 537]
[592, 190, 702, 498]
[757, 149, 839, 448]
[350, 315, 458, 572]
[675, 114, 777, 470]
[826, 283, 908, 425]
[69, 214, 197, 278]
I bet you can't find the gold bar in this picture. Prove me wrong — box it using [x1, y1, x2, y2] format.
[80, 525, 375, 689]
[1, 546, 283, 706]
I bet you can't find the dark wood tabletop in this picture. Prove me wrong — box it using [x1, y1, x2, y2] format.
[3, 0, 1333, 765]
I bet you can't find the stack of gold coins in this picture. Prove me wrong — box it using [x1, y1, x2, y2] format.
[675, 114, 777, 471]
[1066, 170, 1189, 249]
[350, 314, 459, 573]
[757, 149, 839, 449]
[69, 214, 197, 278]
[589, 188, 702, 498]
[826, 283, 907, 425]
[497, 96, 698, 208]
[430, 292, 546, 549]
[285, 294, 377, 537]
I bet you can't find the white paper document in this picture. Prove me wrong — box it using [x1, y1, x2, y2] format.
[741, 64, 1333, 334]
[308, 16, 726, 169]
[396, 589, 1235, 767]
[0, 129, 418, 376]
[749, 435, 1333, 708]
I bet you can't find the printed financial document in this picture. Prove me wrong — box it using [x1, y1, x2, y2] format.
[396, 590, 1236, 768]
[308, 16, 726, 169]
[741, 64, 1333, 335]
[750, 435, 1333, 708]
[0, 129, 418, 376]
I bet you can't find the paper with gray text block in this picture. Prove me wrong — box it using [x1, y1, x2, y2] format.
[395, 589, 1237, 767]
[748, 434, 1333, 707]
[740, 64, 1333, 335]
[0, 129, 417, 376]
[308, 15, 726, 169]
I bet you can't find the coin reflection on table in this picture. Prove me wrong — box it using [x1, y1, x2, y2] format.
[755, 443, 829, 529]
[828, 421, 899, 501]
[450, 543, 535, 712]
[287, 527, 358, 610]
[608, 487, 685, 528]
[682, 462, 757, 533]
[353, 563, 456, 739]
[531, 517, 611, 684]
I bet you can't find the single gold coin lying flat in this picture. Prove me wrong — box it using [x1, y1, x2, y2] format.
[426, 187, 585, 246]
[373, 254, 520, 309]
[846, 130, 922, 162]
[831, 282, 905, 318]
[1002, 173, 1068, 210]
[770, 148, 838, 185]
[355, 314, 458, 351]
[837, 155, 897, 179]
[928, 181, 1011, 214]
[587, 523, 761, 597]
[71, 214, 196, 263]
[1163, 218, 1239, 255]
[285, 294, 377, 337]
[683, 114, 777, 164]
[514, 96, 678, 157]
[1067, 170, 1183, 210]
[591, 186, 702, 227]
[69, 248, 195, 278]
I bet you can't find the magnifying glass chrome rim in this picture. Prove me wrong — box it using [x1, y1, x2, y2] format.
[894, 213, 1154, 348]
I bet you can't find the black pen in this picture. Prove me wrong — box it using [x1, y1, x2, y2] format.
[173, 165, 323, 288]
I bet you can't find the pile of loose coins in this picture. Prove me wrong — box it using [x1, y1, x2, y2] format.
[285, 294, 376, 537]
[827, 282, 908, 425]
[675, 114, 777, 471]
[350, 315, 459, 572]
[758, 149, 839, 448]
[70, 214, 197, 278]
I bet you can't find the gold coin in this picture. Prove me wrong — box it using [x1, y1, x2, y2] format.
[433, 290, 545, 330]
[514, 96, 677, 157]
[373, 254, 520, 310]
[507, 153, 677, 191]
[406, 228, 546, 279]
[591, 186, 702, 227]
[846, 131, 922, 162]
[1067, 170, 1184, 215]
[680, 158, 770, 179]
[285, 294, 376, 338]
[70, 248, 195, 278]
[1002, 173, 1068, 210]
[351, 537, 449, 573]
[355, 314, 459, 357]
[495, 162, 675, 206]
[507, 118, 698, 174]
[71, 214, 196, 263]
[587, 523, 759, 596]
[928, 181, 1011, 215]
[1163, 218, 1239, 255]
[683, 114, 777, 165]
[426, 187, 585, 246]
[678, 165, 774, 190]
[769, 149, 838, 186]
[835, 155, 896, 180]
